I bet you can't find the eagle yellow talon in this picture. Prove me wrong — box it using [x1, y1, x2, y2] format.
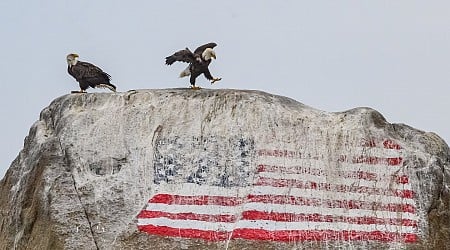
[190, 85, 201, 90]
[211, 78, 222, 84]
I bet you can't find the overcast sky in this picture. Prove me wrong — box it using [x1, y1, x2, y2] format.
[1, 1, 449, 178]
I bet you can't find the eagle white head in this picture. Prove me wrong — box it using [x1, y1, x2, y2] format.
[66, 53, 79, 67]
[202, 48, 216, 61]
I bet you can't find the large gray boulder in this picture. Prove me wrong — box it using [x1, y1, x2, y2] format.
[0, 89, 449, 249]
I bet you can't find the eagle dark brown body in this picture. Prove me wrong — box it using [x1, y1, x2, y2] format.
[66, 54, 116, 93]
[165, 42, 221, 89]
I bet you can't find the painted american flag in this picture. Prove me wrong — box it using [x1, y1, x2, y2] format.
[137, 138, 418, 243]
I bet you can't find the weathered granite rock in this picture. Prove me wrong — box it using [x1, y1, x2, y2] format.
[0, 89, 449, 249]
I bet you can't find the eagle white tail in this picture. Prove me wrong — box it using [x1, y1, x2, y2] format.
[96, 84, 116, 92]
[179, 66, 191, 78]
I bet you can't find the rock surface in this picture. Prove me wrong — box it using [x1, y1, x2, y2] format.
[0, 89, 449, 249]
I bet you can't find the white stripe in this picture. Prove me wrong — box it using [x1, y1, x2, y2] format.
[144, 203, 238, 215]
[258, 146, 403, 158]
[258, 158, 405, 175]
[251, 185, 416, 205]
[258, 160, 408, 178]
[137, 217, 235, 231]
[344, 146, 403, 158]
[137, 217, 416, 234]
[257, 171, 413, 191]
[235, 220, 416, 234]
[142, 199, 417, 222]
[154, 183, 249, 197]
[243, 202, 419, 221]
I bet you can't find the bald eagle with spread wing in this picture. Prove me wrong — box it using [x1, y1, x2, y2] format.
[165, 42, 221, 89]
[66, 53, 116, 93]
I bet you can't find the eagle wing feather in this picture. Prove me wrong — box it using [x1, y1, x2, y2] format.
[193, 42, 217, 55]
[165, 49, 196, 65]
[77, 61, 111, 81]
[71, 61, 112, 89]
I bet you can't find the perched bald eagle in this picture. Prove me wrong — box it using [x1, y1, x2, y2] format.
[66, 53, 116, 93]
[165, 42, 221, 89]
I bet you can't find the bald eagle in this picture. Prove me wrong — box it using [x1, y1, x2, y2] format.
[66, 53, 116, 93]
[165, 42, 221, 89]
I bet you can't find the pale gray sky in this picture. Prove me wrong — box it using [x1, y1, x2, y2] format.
[1, 1, 449, 178]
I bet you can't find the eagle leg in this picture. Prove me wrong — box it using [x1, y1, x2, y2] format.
[211, 78, 222, 84]
[71, 90, 87, 94]
[190, 85, 201, 90]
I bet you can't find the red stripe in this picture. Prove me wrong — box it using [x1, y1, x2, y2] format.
[361, 139, 377, 147]
[137, 210, 237, 223]
[256, 177, 414, 199]
[149, 194, 244, 206]
[247, 194, 415, 213]
[339, 156, 403, 166]
[400, 190, 414, 198]
[383, 140, 402, 150]
[241, 210, 417, 227]
[232, 229, 417, 243]
[137, 224, 230, 241]
[361, 139, 402, 150]
[137, 225, 417, 242]
[397, 175, 409, 184]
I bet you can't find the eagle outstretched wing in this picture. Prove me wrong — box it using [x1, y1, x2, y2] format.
[193, 42, 217, 55]
[165, 49, 196, 65]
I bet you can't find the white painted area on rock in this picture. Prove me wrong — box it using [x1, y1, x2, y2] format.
[1, 89, 449, 249]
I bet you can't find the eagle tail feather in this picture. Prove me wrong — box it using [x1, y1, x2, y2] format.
[179, 66, 191, 78]
[96, 83, 116, 92]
